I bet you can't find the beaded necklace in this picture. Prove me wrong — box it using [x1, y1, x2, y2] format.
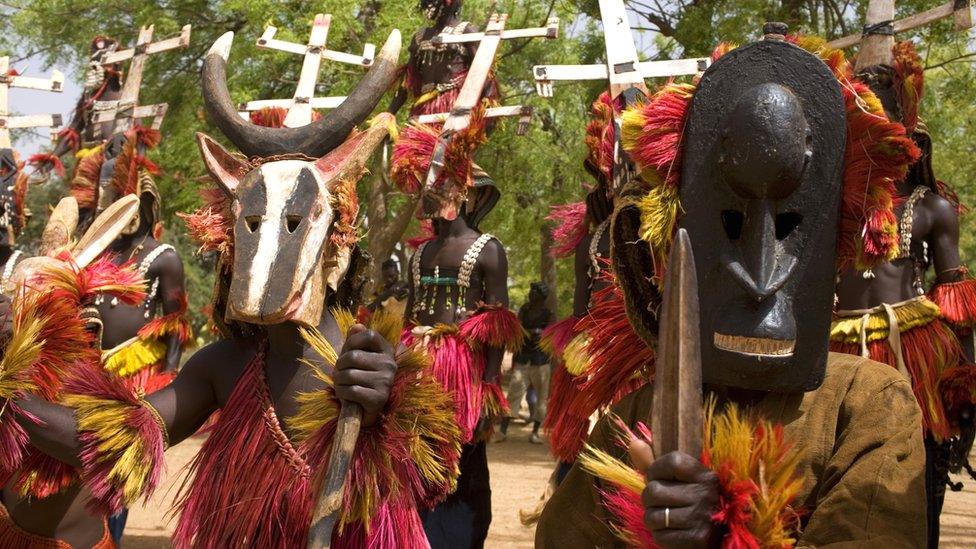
[896, 186, 929, 295]
[411, 233, 494, 319]
[0, 249, 22, 287]
[588, 218, 611, 286]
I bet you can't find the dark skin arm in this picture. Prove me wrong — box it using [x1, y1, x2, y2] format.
[10, 324, 398, 468]
[478, 239, 509, 382]
[152, 250, 188, 372]
[924, 195, 974, 359]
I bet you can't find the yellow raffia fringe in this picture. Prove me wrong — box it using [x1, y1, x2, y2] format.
[578, 400, 802, 548]
[292, 309, 461, 532]
[703, 398, 802, 548]
[63, 394, 156, 505]
[75, 144, 104, 160]
[579, 444, 646, 495]
[563, 332, 591, 377]
[830, 297, 941, 344]
[637, 185, 682, 277]
[0, 312, 44, 401]
[103, 339, 167, 377]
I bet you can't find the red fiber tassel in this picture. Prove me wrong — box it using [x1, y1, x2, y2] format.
[0, 402, 37, 486]
[459, 304, 525, 352]
[64, 366, 166, 515]
[27, 153, 65, 177]
[406, 219, 436, 250]
[574, 279, 654, 416]
[57, 127, 80, 152]
[547, 202, 588, 258]
[540, 316, 580, 358]
[930, 279, 976, 329]
[542, 364, 590, 462]
[600, 486, 659, 548]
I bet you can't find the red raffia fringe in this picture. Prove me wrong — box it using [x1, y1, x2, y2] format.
[574, 277, 654, 418]
[63, 365, 166, 515]
[542, 363, 590, 463]
[12, 170, 28, 233]
[138, 291, 194, 348]
[179, 185, 234, 257]
[404, 325, 482, 443]
[585, 92, 619, 183]
[930, 279, 976, 330]
[249, 106, 323, 128]
[547, 202, 588, 259]
[57, 127, 80, 153]
[540, 316, 589, 462]
[540, 315, 581, 359]
[28, 153, 64, 177]
[892, 41, 924, 134]
[175, 316, 461, 547]
[459, 304, 526, 352]
[406, 219, 436, 250]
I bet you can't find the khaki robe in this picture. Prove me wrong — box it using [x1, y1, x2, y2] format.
[536, 353, 926, 548]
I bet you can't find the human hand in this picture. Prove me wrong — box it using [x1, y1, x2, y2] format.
[630, 440, 722, 549]
[333, 324, 397, 427]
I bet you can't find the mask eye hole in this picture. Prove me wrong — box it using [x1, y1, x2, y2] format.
[721, 210, 744, 240]
[245, 216, 261, 233]
[775, 212, 803, 240]
[286, 215, 302, 234]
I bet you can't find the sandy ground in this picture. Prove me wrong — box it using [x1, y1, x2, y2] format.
[121, 421, 976, 548]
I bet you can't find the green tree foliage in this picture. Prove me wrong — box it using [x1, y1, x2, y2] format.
[0, 0, 973, 326]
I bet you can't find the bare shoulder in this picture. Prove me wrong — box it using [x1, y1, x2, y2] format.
[146, 242, 183, 274]
[181, 338, 256, 394]
[921, 192, 958, 219]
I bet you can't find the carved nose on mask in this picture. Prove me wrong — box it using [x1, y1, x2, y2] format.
[724, 201, 798, 302]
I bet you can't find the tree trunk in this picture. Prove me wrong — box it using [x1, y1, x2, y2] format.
[364, 165, 419, 295]
[540, 223, 559, 317]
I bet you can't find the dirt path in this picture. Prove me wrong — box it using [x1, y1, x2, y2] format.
[124, 426, 975, 548]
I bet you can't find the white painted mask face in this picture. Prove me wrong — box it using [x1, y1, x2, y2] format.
[227, 160, 335, 325]
[196, 123, 392, 327]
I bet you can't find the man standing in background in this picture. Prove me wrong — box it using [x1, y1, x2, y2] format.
[499, 282, 553, 443]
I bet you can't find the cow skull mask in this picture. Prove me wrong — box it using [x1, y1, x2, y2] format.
[197, 31, 401, 327]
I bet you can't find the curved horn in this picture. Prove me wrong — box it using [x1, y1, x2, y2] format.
[201, 30, 401, 158]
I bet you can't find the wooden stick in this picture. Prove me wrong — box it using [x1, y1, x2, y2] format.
[101, 24, 191, 65]
[432, 17, 558, 44]
[245, 14, 377, 126]
[651, 228, 703, 459]
[599, 0, 649, 98]
[0, 56, 65, 148]
[306, 402, 363, 548]
[533, 58, 709, 96]
[829, 1, 974, 51]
